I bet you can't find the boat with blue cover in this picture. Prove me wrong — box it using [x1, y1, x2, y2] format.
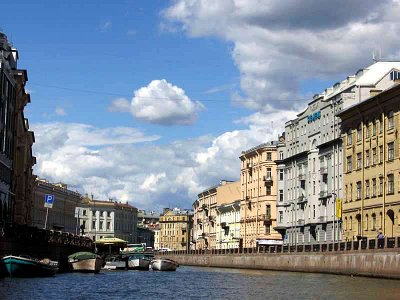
[1, 255, 58, 277]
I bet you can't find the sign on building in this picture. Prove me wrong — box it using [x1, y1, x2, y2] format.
[336, 198, 342, 219]
[44, 194, 55, 208]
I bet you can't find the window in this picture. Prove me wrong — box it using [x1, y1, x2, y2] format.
[388, 111, 394, 130]
[357, 152, 362, 169]
[313, 181, 316, 195]
[372, 178, 377, 197]
[366, 122, 370, 139]
[379, 116, 383, 133]
[357, 124, 362, 141]
[345, 185, 348, 202]
[388, 174, 394, 194]
[372, 214, 377, 230]
[379, 145, 383, 163]
[107, 222, 110, 230]
[279, 190, 284, 202]
[266, 152, 272, 161]
[82, 209, 87, 216]
[388, 142, 394, 161]
[379, 177, 384, 196]
[92, 221, 96, 230]
[279, 169, 284, 181]
[279, 211, 283, 223]
[313, 205, 316, 218]
[365, 180, 370, 198]
[347, 129, 353, 145]
[365, 150, 370, 167]
[266, 168, 272, 178]
[266, 186, 271, 195]
[357, 182, 362, 200]
[372, 148, 377, 165]
[350, 216, 353, 230]
[346, 156, 352, 172]
[372, 119, 377, 136]
[279, 151, 284, 160]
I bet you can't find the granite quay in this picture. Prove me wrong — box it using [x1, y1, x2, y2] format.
[159, 236, 400, 279]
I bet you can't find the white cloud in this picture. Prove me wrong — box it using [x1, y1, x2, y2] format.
[163, 0, 400, 112]
[32, 113, 291, 210]
[100, 21, 112, 31]
[55, 107, 66, 116]
[109, 79, 204, 125]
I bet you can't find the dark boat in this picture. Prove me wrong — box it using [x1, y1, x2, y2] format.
[1, 255, 58, 277]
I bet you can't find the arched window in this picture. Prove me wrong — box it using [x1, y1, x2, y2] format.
[365, 214, 369, 230]
[388, 111, 394, 130]
[350, 216, 353, 230]
[372, 213, 376, 231]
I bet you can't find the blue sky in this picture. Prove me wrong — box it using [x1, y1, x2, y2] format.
[2, 0, 397, 210]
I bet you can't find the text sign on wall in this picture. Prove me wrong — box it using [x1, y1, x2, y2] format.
[336, 198, 342, 219]
[44, 194, 55, 208]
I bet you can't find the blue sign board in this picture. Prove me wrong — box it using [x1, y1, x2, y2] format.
[44, 194, 55, 208]
[307, 111, 321, 123]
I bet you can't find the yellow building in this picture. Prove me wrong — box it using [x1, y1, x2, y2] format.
[159, 208, 192, 251]
[216, 181, 241, 249]
[338, 81, 400, 240]
[240, 142, 281, 248]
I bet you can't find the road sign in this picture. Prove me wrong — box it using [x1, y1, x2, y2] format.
[44, 194, 55, 208]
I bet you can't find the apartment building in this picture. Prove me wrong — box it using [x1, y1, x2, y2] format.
[193, 185, 218, 249]
[240, 142, 281, 248]
[338, 80, 400, 240]
[159, 208, 192, 251]
[77, 197, 138, 242]
[215, 181, 241, 249]
[32, 178, 81, 233]
[276, 61, 400, 245]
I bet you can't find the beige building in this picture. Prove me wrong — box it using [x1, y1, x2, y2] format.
[338, 81, 400, 240]
[159, 208, 192, 251]
[215, 181, 241, 249]
[32, 179, 81, 233]
[77, 197, 138, 242]
[240, 142, 281, 248]
[193, 184, 218, 249]
[153, 228, 160, 250]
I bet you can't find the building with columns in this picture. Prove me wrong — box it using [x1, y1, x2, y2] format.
[240, 142, 281, 248]
[338, 81, 400, 240]
[76, 197, 138, 242]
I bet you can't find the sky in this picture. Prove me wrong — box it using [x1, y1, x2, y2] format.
[2, 0, 400, 211]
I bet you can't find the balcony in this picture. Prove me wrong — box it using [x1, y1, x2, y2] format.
[208, 215, 215, 222]
[221, 222, 228, 228]
[319, 190, 328, 198]
[263, 214, 272, 225]
[202, 204, 208, 211]
[263, 175, 273, 185]
[298, 194, 306, 203]
[297, 219, 305, 226]
[197, 219, 202, 224]
[319, 216, 327, 223]
[320, 166, 328, 175]
[298, 174, 306, 181]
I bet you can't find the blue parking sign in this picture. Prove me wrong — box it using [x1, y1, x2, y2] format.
[44, 194, 55, 208]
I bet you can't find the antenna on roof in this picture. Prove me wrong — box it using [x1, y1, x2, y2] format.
[372, 50, 377, 63]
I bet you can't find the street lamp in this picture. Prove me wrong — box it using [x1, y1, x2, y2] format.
[332, 192, 337, 244]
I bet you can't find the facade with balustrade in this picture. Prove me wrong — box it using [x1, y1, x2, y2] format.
[339, 81, 400, 241]
[239, 143, 281, 248]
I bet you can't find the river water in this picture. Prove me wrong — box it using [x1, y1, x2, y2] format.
[1, 266, 399, 299]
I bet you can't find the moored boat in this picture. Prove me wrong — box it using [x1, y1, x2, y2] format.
[68, 252, 103, 273]
[103, 255, 126, 270]
[150, 258, 178, 271]
[127, 254, 151, 271]
[1, 255, 58, 277]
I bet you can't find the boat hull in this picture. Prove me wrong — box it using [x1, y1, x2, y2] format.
[69, 258, 103, 273]
[103, 261, 126, 270]
[151, 259, 178, 271]
[128, 258, 150, 270]
[2, 256, 58, 277]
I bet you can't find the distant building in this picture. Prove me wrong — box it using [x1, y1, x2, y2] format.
[338, 82, 400, 240]
[137, 227, 155, 248]
[153, 228, 160, 250]
[240, 142, 281, 248]
[76, 197, 138, 242]
[137, 210, 160, 228]
[31, 179, 81, 233]
[159, 208, 192, 251]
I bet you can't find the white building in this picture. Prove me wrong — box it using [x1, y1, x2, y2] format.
[275, 61, 400, 245]
[215, 200, 240, 249]
[76, 197, 138, 243]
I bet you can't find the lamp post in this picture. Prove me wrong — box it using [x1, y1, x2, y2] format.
[332, 192, 337, 244]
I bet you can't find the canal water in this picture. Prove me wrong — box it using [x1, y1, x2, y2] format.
[1, 266, 399, 299]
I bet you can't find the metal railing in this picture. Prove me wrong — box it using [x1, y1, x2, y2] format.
[158, 236, 400, 256]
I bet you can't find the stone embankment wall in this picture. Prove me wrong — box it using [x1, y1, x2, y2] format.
[162, 250, 400, 279]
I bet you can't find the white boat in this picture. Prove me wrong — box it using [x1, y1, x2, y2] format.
[103, 256, 126, 270]
[68, 252, 103, 273]
[127, 254, 151, 271]
[150, 258, 179, 271]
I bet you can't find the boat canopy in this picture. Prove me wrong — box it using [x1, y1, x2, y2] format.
[95, 237, 127, 245]
[68, 252, 97, 260]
